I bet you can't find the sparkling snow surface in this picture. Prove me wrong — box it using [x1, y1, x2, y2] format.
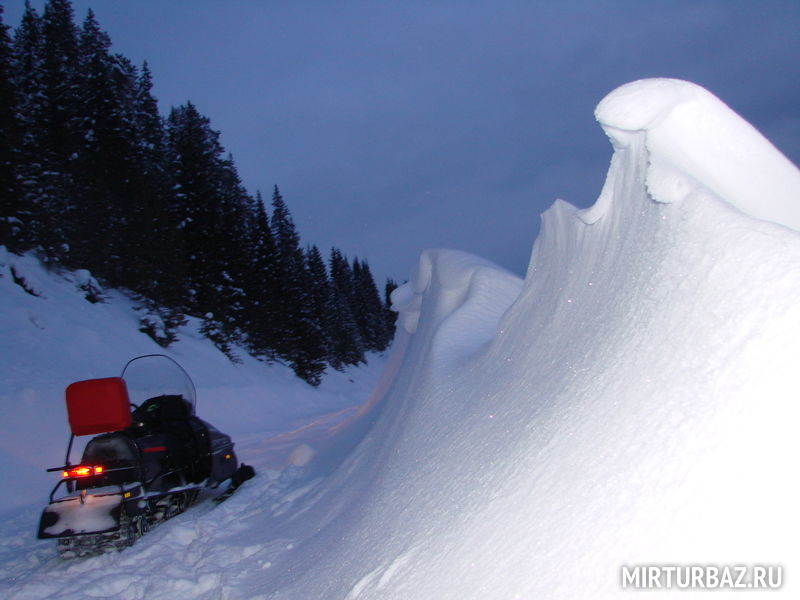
[2, 78, 800, 598]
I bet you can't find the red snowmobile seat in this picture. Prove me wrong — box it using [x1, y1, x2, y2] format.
[65, 377, 132, 436]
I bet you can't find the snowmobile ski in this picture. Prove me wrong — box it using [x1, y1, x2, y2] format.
[213, 463, 255, 503]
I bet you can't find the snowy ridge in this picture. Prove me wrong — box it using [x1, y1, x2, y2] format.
[268, 79, 800, 598]
[585, 78, 800, 228]
[391, 248, 523, 367]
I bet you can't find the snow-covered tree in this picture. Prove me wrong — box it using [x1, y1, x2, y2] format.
[33, 0, 80, 260]
[166, 101, 247, 356]
[270, 186, 327, 384]
[243, 191, 280, 359]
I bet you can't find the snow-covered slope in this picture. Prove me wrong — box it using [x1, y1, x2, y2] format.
[0, 248, 387, 516]
[3, 78, 799, 599]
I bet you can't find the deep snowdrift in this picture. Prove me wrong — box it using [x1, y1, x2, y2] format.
[257, 79, 800, 598]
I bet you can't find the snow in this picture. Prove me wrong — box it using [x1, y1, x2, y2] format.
[2, 78, 800, 598]
[0, 247, 389, 597]
[587, 78, 800, 228]
[0, 249, 385, 511]
[41, 494, 121, 537]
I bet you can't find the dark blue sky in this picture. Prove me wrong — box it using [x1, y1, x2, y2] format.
[6, 1, 800, 284]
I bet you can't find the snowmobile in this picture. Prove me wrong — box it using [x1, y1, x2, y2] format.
[37, 354, 254, 558]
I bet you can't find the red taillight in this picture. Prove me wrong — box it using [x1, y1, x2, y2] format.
[62, 465, 104, 478]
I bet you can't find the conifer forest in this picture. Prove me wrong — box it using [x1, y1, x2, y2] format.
[0, 1, 397, 385]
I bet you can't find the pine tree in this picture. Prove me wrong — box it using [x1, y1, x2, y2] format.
[166, 102, 254, 357]
[134, 62, 163, 155]
[304, 244, 339, 367]
[11, 3, 44, 113]
[0, 5, 21, 250]
[70, 9, 135, 279]
[12, 2, 49, 254]
[351, 258, 391, 352]
[167, 102, 225, 307]
[40, 0, 80, 163]
[129, 62, 182, 259]
[126, 61, 187, 318]
[168, 103, 227, 344]
[242, 191, 280, 358]
[106, 60, 188, 345]
[35, 0, 80, 260]
[270, 186, 327, 383]
[329, 248, 365, 365]
[213, 153, 255, 341]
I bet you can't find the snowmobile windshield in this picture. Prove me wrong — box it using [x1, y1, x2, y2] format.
[120, 355, 196, 415]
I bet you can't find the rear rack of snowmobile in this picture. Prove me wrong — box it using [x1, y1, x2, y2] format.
[45, 465, 139, 502]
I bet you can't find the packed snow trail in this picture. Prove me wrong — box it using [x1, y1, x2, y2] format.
[0, 355, 389, 600]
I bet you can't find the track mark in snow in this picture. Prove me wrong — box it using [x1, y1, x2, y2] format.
[377, 548, 416, 589]
[273, 478, 324, 517]
[346, 567, 382, 600]
[346, 547, 418, 598]
[83, 575, 142, 598]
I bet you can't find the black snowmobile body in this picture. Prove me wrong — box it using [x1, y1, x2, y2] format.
[37, 354, 254, 558]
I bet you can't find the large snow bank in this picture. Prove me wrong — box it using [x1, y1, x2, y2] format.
[259, 79, 800, 598]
